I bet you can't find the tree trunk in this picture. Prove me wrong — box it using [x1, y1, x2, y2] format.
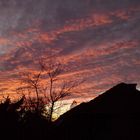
[49, 101, 54, 122]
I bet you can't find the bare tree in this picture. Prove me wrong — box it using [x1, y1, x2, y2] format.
[19, 71, 43, 112]
[18, 56, 83, 121]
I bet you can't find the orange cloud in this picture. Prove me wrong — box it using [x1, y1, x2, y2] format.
[2, 13, 112, 48]
[110, 6, 140, 20]
[0, 6, 139, 50]
[0, 38, 10, 45]
[59, 40, 139, 65]
[0, 6, 139, 101]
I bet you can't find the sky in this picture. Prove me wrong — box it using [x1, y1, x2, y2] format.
[0, 0, 140, 102]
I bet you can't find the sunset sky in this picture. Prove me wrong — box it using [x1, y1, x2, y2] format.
[0, 0, 140, 102]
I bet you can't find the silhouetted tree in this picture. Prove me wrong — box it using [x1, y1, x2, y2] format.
[18, 55, 83, 122]
[0, 96, 25, 140]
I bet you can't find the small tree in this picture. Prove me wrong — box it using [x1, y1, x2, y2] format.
[18, 56, 83, 121]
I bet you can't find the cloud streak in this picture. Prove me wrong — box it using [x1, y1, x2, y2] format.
[0, 0, 139, 102]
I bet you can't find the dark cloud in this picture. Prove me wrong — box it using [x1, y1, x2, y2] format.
[0, 0, 139, 99]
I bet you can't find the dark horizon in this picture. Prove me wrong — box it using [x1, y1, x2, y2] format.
[1, 82, 140, 140]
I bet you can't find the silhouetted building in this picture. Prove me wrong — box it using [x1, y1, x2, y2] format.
[53, 83, 140, 140]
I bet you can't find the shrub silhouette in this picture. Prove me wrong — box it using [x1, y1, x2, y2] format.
[0, 96, 50, 140]
[0, 96, 23, 140]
